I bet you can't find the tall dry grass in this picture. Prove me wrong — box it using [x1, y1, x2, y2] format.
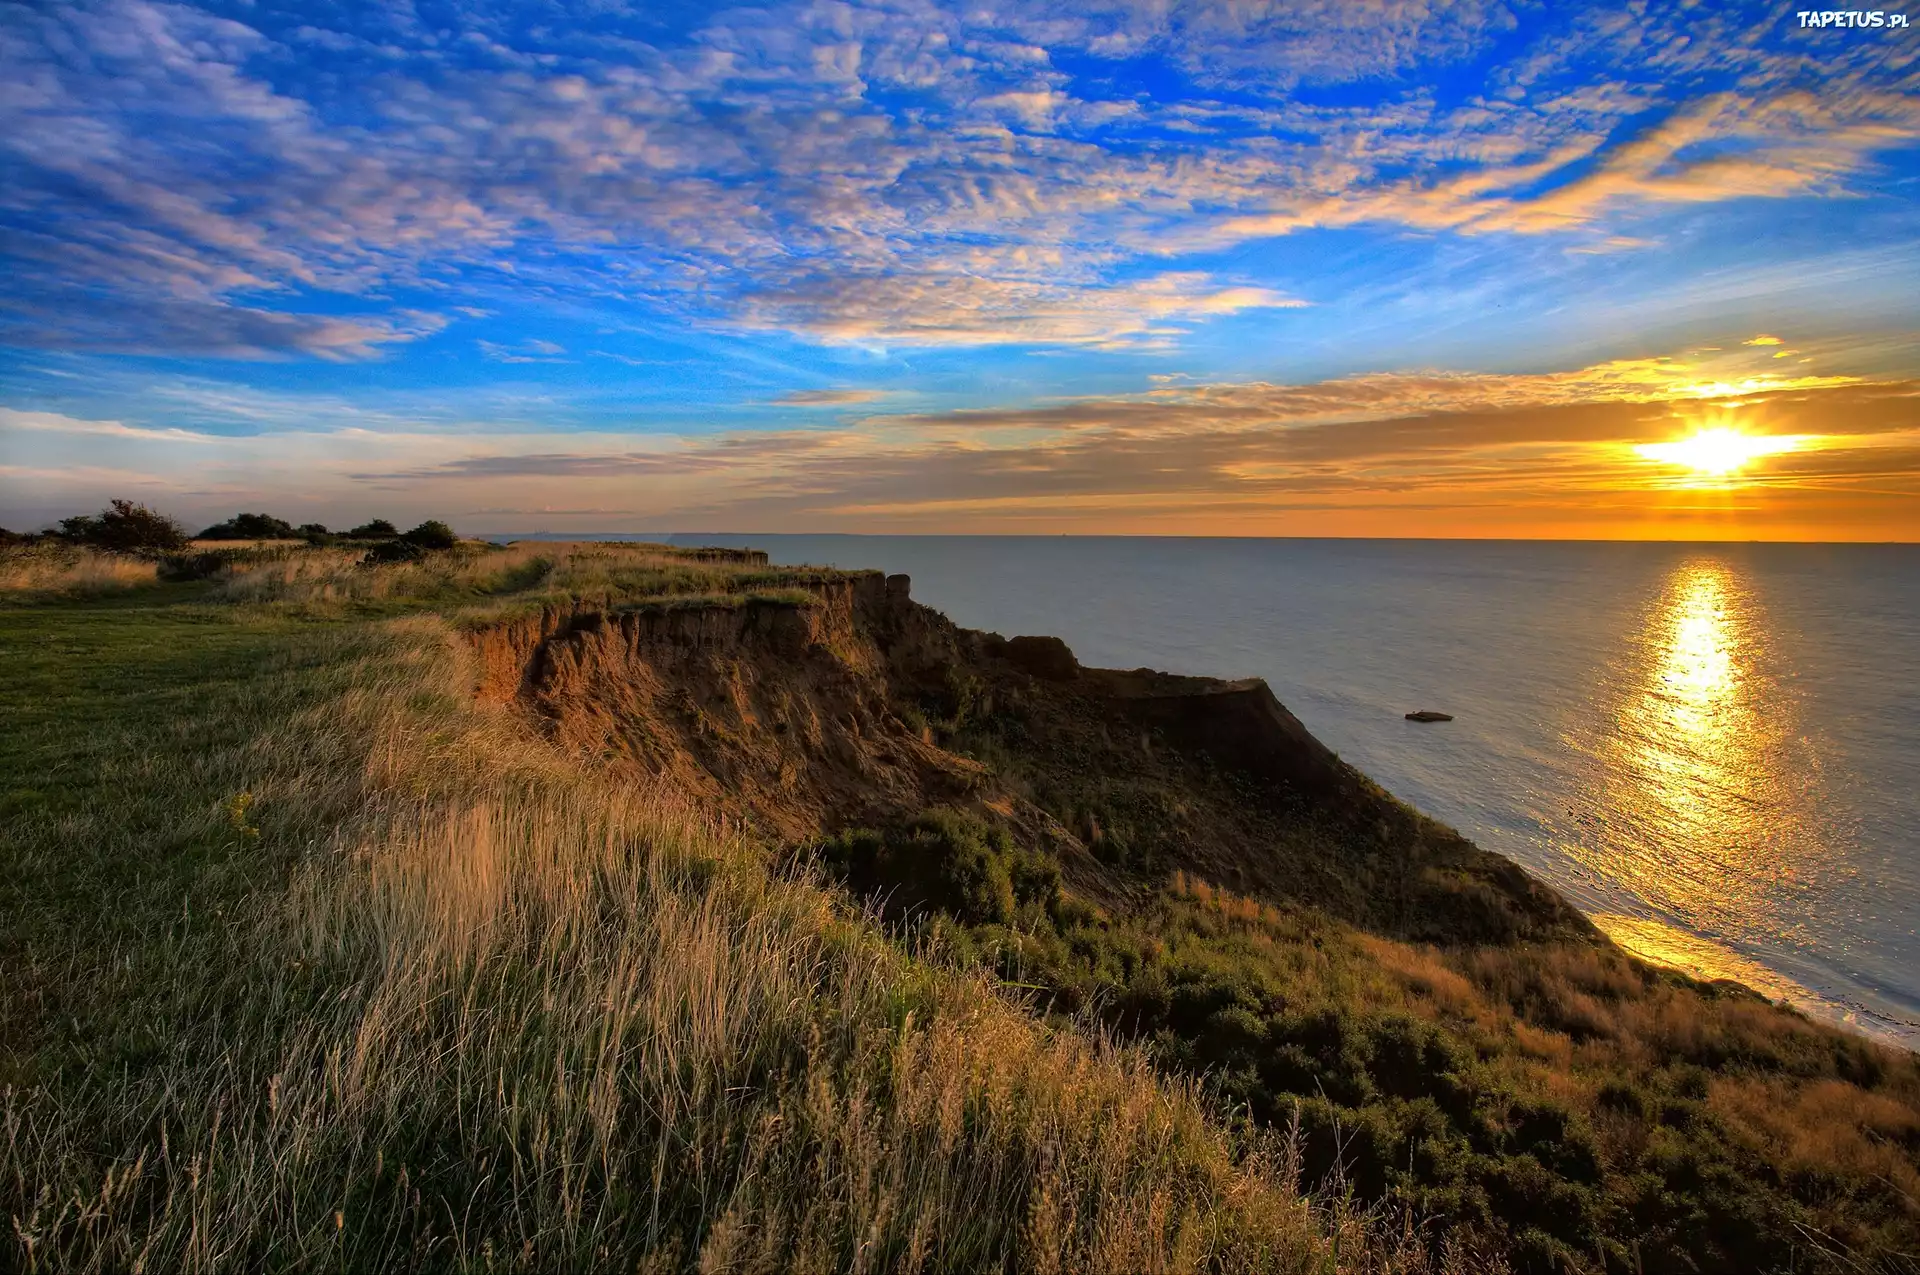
[0, 538, 820, 609]
[208, 541, 801, 609]
[2, 607, 1479, 1273]
[0, 545, 158, 597]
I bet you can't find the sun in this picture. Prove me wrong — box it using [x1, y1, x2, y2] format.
[1635, 428, 1803, 477]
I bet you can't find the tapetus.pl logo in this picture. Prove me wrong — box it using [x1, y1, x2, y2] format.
[1796, 9, 1910, 25]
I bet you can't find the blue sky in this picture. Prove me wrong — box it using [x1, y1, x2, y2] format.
[3, 0, 1918, 537]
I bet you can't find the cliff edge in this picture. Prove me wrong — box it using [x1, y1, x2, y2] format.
[467, 571, 1588, 944]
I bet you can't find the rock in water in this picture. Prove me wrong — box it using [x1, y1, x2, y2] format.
[1405, 710, 1453, 722]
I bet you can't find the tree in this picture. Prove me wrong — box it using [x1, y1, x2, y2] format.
[400, 520, 459, 550]
[198, 512, 298, 540]
[348, 519, 398, 539]
[57, 500, 189, 552]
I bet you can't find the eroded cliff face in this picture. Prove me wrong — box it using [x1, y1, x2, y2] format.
[469, 576, 975, 841]
[466, 573, 1588, 942]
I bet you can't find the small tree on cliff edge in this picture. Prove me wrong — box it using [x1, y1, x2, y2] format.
[58, 500, 189, 552]
[401, 520, 459, 550]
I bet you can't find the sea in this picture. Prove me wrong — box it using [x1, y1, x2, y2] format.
[558, 534, 1920, 1048]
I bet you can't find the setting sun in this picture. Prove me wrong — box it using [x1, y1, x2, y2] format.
[1634, 428, 1805, 477]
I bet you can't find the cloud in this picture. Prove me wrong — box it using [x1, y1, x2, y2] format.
[1171, 86, 1920, 250]
[0, 292, 445, 360]
[1447, 90, 1920, 236]
[740, 272, 1305, 348]
[872, 354, 1868, 438]
[17, 355, 1907, 541]
[772, 389, 889, 406]
[0, 407, 217, 443]
[1746, 334, 1783, 346]
[478, 338, 570, 363]
[650, 377, 1920, 535]
[3, 0, 1913, 361]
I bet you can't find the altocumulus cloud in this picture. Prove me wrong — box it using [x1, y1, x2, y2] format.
[3, 0, 1917, 358]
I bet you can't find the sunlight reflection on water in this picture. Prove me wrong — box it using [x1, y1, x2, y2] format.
[1563, 559, 1849, 1010]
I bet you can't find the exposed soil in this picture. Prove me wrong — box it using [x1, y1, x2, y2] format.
[468, 571, 1589, 945]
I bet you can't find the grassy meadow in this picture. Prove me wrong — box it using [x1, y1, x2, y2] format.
[6, 536, 1919, 1273]
[0, 542, 1471, 1274]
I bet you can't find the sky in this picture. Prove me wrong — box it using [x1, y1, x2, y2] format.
[2, 0, 1918, 540]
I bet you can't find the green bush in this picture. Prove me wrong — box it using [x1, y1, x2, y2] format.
[361, 538, 426, 566]
[158, 550, 243, 581]
[401, 519, 460, 550]
[817, 809, 1059, 926]
[158, 545, 304, 581]
[56, 500, 188, 552]
[348, 518, 399, 538]
[197, 512, 298, 540]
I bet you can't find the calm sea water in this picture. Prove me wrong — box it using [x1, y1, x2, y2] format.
[636, 535, 1919, 1046]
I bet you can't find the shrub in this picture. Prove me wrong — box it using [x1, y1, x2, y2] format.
[197, 512, 298, 540]
[361, 538, 426, 566]
[821, 837, 1920, 1271]
[156, 544, 308, 581]
[401, 519, 460, 550]
[818, 809, 1059, 926]
[348, 518, 399, 538]
[158, 550, 240, 581]
[56, 499, 189, 552]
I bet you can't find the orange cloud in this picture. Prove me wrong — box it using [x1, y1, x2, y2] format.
[17, 363, 1915, 543]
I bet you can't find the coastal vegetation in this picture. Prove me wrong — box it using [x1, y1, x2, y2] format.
[52, 499, 190, 552]
[7, 502, 458, 554]
[196, 512, 305, 541]
[821, 813, 1918, 1271]
[0, 535, 1451, 1274]
[3, 524, 1917, 1273]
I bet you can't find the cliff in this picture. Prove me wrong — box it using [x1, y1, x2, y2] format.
[466, 571, 1587, 944]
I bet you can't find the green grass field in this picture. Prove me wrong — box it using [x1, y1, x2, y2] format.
[0, 546, 1444, 1275]
[6, 541, 1917, 1275]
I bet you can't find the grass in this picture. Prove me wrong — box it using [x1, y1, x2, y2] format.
[819, 813, 1920, 1273]
[17, 539, 1914, 1273]
[203, 540, 818, 612]
[868, 640, 1920, 1271]
[0, 544, 160, 598]
[0, 544, 1475, 1274]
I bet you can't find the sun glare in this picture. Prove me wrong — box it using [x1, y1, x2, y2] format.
[1635, 428, 1803, 477]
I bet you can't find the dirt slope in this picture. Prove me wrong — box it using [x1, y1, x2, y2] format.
[468, 572, 1585, 944]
